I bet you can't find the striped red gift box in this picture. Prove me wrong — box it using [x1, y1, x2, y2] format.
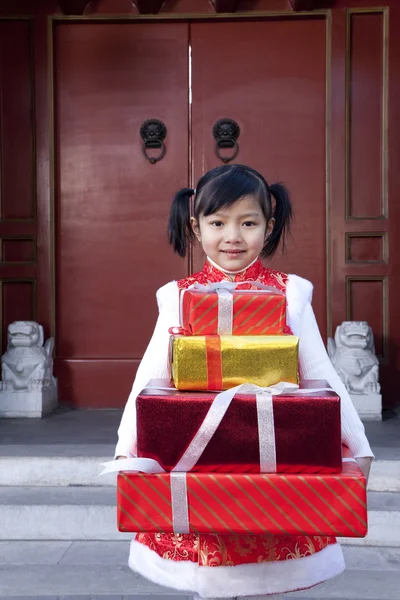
[180, 288, 286, 336]
[117, 455, 367, 538]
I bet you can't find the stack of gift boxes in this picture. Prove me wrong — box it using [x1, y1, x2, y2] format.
[117, 283, 367, 538]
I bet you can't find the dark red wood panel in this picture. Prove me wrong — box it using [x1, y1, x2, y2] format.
[56, 359, 140, 409]
[0, 19, 38, 356]
[54, 22, 189, 406]
[191, 17, 327, 336]
[347, 234, 384, 263]
[347, 278, 385, 357]
[348, 12, 383, 218]
[346, 233, 387, 263]
[0, 20, 34, 220]
[2, 281, 35, 352]
[1, 238, 36, 263]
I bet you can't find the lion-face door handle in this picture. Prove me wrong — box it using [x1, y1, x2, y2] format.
[140, 119, 167, 164]
[213, 118, 240, 163]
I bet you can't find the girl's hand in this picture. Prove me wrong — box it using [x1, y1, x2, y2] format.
[116, 455, 127, 460]
[356, 457, 373, 483]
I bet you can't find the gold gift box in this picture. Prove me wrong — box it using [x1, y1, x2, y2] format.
[170, 335, 299, 391]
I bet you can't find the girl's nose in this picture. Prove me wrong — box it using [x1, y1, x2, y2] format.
[224, 225, 243, 243]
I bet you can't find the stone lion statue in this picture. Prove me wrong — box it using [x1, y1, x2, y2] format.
[1, 321, 55, 391]
[327, 321, 380, 394]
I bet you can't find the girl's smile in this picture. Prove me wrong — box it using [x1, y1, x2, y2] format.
[191, 195, 274, 272]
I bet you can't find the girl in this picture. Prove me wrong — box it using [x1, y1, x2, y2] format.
[115, 164, 373, 600]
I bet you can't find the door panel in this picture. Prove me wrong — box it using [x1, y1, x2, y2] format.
[330, 7, 399, 407]
[0, 19, 37, 353]
[191, 18, 328, 336]
[54, 22, 189, 406]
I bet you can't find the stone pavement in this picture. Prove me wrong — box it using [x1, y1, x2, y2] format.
[0, 541, 400, 600]
[1, 407, 399, 599]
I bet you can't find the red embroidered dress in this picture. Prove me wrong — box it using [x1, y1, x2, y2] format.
[136, 259, 336, 568]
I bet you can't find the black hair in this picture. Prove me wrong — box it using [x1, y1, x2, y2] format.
[168, 164, 293, 258]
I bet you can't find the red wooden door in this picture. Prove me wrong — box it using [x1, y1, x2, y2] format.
[54, 22, 189, 407]
[191, 17, 328, 336]
[54, 16, 328, 407]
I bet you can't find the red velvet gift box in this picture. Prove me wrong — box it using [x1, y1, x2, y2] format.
[117, 454, 367, 537]
[136, 379, 342, 474]
[180, 286, 286, 336]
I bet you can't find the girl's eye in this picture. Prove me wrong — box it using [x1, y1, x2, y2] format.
[243, 221, 257, 227]
[210, 221, 224, 227]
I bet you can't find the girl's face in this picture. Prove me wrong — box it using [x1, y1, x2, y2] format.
[191, 195, 274, 272]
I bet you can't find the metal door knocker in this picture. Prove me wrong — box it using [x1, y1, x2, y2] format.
[213, 118, 240, 163]
[140, 119, 167, 164]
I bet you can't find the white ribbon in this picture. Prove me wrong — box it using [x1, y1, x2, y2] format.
[256, 390, 276, 472]
[170, 473, 190, 533]
[105, 456, 166, 475]
[101, 382, 334, 533]
[180, 281, 284, 335]
[187, 281, 283, 294]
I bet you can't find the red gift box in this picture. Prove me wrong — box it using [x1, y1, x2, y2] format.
[137, 379, 342, 474]
[180, 287, 286, 336]
[117, 453, 367, 538]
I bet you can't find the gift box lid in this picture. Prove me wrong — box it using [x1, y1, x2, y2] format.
[141, 378, 336, 397]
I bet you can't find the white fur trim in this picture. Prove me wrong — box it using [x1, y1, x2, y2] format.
[286, 274, 313, 337]
[156, 280, 180, 314]
[129, 539, 195, 591]
[128, 540, 345, 598]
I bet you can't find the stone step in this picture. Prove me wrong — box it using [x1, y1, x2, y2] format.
[0, 542, 399, 599]
[0, 486, 399, 546]
[0, 450, 399, 491]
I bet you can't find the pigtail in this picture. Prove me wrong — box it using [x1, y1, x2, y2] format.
[263, 182, 293, 258]
[168, 188, 195, 257]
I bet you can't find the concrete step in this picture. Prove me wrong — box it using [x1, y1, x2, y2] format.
[0, 486, 399, 546]
[0, 542, 399, 599]
[0, 450, 399, 491]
